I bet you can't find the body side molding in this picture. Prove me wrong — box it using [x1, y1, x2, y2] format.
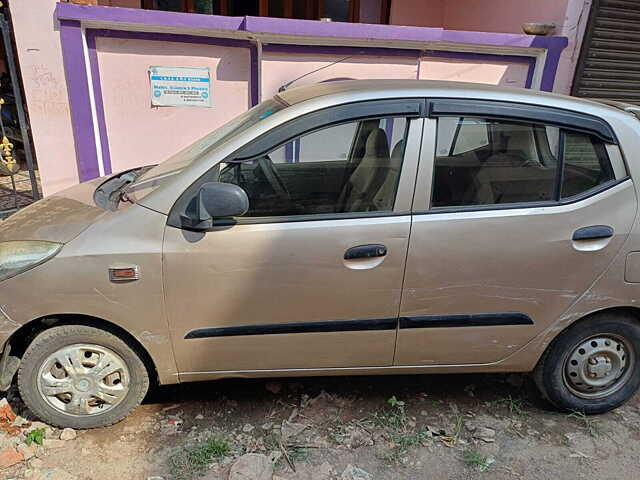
[399, 312, 534, 329]
[185, 312, 534, 339]
[185, 317, 397, 339]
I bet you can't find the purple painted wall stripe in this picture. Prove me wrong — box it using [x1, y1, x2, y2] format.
[85, 30, 112, 175]
[531, 36, 568, 92]
[59, 19, 100, 182]
[55, 3, 567, 55]
[56, 2, 245, 32]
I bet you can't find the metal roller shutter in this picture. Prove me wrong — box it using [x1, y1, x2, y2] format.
[572, 0, 640, 104]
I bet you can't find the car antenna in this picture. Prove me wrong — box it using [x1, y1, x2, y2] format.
[278, 55, 355, 93]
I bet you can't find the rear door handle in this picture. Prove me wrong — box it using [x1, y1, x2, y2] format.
[573, 225, 614, 241]
[344, 244, 387, 260]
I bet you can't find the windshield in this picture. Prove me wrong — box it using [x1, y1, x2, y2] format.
[126, 98, 286, 200]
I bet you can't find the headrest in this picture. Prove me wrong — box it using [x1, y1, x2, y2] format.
[365, 128, 390, 158]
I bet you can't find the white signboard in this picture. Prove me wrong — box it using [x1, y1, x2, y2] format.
[149, 66, 211, 107]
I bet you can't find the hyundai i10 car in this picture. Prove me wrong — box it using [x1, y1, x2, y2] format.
[1, 79, 640, 428]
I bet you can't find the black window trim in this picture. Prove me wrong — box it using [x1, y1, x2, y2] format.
[426, 100, 622, 214]
[427, 98, 618, 145]
[416, 176, 630, 216]
[235, 98, 425, 160]
[168, 98, 425, 229]
[212, 209, 413, 226]
[553, 129, 566, 200]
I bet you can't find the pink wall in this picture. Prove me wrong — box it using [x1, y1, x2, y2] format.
[419, 57, 530, 88]
[261, 52, 418, 98]
[96, 37, 250, 173]
[390, 0, 589, 94]
[390, 0, 569, 34]
[10, 0, 78, 196]
[444, 0, 569, 34]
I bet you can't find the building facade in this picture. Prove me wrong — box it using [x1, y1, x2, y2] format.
[10, 0, 595, 196]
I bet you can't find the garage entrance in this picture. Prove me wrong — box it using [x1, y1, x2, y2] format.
[572, 0, 640, 105]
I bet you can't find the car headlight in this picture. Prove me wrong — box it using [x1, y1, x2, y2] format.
[0, 241, 63, 282]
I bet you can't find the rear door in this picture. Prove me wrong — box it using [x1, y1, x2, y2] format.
[395, 100, 636, 366]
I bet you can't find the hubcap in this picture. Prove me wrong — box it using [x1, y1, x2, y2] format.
[563, 334, 634, 399]
[37, 344, 130, 416]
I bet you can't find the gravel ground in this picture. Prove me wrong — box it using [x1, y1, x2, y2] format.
[1, 372, 640, 480]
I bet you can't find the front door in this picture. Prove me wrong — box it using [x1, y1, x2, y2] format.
[164, 107, 423, 376]
[396, 109, 636, 366]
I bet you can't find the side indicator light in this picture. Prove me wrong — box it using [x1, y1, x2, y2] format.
[109, 266, 140, 282]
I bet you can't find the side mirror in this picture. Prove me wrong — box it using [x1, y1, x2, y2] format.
[180, 182, 249, 230]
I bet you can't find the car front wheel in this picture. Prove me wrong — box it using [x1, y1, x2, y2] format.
[534, 312, 640, 414]
[17, 324, 149, 429]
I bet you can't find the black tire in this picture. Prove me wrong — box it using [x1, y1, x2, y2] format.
[534, 312, 640, 414]
[17, 325, 149, 429]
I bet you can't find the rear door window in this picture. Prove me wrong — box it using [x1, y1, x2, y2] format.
[433, 117, 559, 207]
[431, 115, 619, 209]
[561, 132, 615, 199]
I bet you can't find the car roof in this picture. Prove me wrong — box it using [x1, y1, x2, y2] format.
[594, 99, 640, 119]
[275, 79, 624, 117]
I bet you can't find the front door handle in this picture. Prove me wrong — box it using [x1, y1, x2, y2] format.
[344, 244, 387, 260]
[573, 225, 614, 241]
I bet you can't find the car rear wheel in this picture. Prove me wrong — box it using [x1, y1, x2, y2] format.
[17, 325, 149, 429]
[534, 313, 640, 414]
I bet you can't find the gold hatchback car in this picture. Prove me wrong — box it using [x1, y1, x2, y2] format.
[1, 80, 640, 428]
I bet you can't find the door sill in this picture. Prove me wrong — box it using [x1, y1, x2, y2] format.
[177, 361, 527, 382]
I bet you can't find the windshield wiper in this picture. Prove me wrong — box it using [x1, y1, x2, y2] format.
[118, 189, 133, 205]
[94, 166, 154, 211]
[106, 171, 138, 209]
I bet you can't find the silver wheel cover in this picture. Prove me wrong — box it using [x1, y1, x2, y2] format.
[37, 344, 130, 416]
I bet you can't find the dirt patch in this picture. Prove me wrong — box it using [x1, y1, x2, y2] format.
[2, 373, 640, 479]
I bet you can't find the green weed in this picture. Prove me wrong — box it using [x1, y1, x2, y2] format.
[25, 428, 45, 446]
[494, 395, 526, 416]
[568, 410, 602, 438]
[168, 436, 231, 480]
[463, 448, 495, 472]
[372, 396, 431, 465]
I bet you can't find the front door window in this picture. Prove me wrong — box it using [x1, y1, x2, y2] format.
[218, 117, 409, 217]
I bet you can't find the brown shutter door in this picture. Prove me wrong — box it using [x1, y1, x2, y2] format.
[573, 0, 640, 104]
